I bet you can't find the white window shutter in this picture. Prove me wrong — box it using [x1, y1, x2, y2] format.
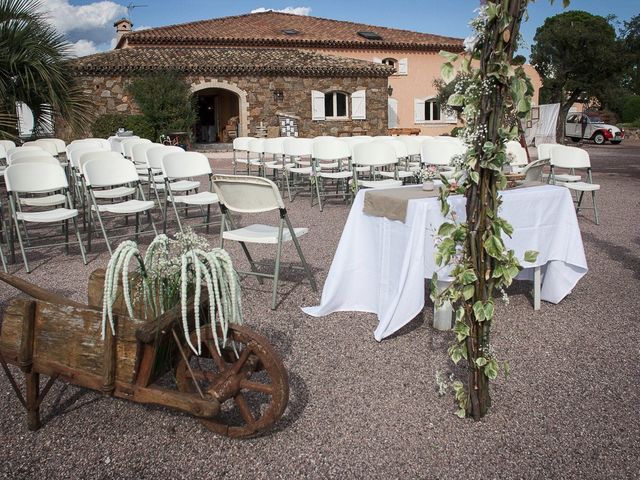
[311, 90, 325, 120]
[351, 90, 366, 120]
[388, 97, 398, 128]
[398, 58, 408, 75]
[373, 57, 382, 63]
[414, 98, 425, 123]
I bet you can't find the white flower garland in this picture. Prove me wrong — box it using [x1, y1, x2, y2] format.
[101, 232, 243, 356]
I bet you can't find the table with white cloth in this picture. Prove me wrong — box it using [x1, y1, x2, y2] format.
[302, 184, 588, 341]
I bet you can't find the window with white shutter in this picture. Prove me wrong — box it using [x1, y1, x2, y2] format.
[388, 97, 398, 128]
[414, 98, 425, 123]
[398, 58, 408, 75]
[311, 90, 325, 120]
[351, 90, 366, 120]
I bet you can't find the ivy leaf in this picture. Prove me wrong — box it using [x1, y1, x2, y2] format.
[441, 62, 455, 84]
[455, 408, 467, 419]
[473, 300, 485, 322]
[484, 359, 499, 380]
[475, 356, 488, 367]
[462, 284, 475, 300]
[448, 93, 465, 107]
[453, 321, 470, 342]
[437, 222, 456, 237]
[503, 361, 511, 377]
[439, 50, 459, 63]
[450, 346, 463, 365]
[524, 250, 539, 263]
[460, 269, 477, 285]
[469, 171, 480, 184]
[484, 235, 505, 259]
[483, 301, 494, 321]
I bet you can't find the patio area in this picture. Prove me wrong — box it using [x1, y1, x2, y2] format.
[0, 141, 638, 478]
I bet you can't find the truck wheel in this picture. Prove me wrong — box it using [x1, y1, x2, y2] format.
[569, 137, 581, 143]
[610, 140, 622, 145]
[593, 132, 605, 145]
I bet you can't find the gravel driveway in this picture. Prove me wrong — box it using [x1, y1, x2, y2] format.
[0, 140, 638, 479]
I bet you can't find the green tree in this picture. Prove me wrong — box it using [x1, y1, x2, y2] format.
[0, 0, 91, 138]
[621, 14, 640, 95]
[530, 10, 623, 142]
[127, 72, 197, 141]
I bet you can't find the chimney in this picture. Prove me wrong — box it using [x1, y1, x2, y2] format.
[114, 18, 133, 46]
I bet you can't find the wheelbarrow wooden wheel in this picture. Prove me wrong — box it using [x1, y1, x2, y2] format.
[174, 323, 289, 438]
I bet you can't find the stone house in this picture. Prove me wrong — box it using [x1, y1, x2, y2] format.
[70, 43, 392, 141]
[113, 11, 541, 138]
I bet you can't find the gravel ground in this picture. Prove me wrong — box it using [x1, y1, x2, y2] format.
[0, 141, 638, 479]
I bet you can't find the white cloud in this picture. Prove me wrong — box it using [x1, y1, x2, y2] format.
[36, 0, 127, 51]
[68, 39, 100, 57]
[251, 6, 311, 16]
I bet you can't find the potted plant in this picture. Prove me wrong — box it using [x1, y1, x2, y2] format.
[417, 164, 438, 191]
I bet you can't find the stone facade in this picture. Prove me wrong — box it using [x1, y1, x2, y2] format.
[67, 74, 388, 140]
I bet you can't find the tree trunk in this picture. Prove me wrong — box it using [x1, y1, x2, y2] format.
[555, 92, 582, 143]
[465, 0, 528, 420]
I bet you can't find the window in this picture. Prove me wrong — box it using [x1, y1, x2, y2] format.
[357, 31, 383, 40]
[382, 58, 396, 69]
[425, 99, 441, 121]
[414, 97, 455, 123]
[311, 90, 366, 121]
[325, 91, 348, 118]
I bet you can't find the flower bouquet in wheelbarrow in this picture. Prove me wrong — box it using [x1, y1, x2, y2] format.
[0, 229, 288, 439]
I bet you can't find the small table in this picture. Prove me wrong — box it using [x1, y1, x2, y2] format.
[303, 185, 588, 341]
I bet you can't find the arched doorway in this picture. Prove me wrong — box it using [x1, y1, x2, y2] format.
[193, 88, 239, 143]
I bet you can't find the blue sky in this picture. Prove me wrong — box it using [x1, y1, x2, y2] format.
[39, 0, 638, 57]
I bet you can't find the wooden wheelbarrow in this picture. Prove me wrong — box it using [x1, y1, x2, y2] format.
[0, 270, 289, 438]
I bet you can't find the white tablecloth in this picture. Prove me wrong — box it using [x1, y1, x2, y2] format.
[303, 185, 588, 341]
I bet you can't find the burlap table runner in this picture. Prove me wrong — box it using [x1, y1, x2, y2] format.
[363, 186, 439, 222]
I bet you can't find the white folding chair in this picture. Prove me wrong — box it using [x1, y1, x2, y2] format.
[122, 138, 151, 159]
[377, 139, 415, 182]
[131, 142, 164, 187]
[550, 145, 600, 225]
[4, 163, 86, 272]
[212, 174, 317, 310]
[83, 157, 157, 254]
[6, 146, 45, 164]
[539, 143, 581, 184]
[397, 136, 422, 171]
[521, 158, 550, 182]
[351, 141, 402, 191]
[232, 136, 259, 174]
[160, 151, 219, 233]
[263, 137, 292, 199]
[420, 138, 465, 179]
[311, 137, 353, 211]
[247, 138, 266, 176]
[0, 140, 16, 154]
[146, 145, 199, 214]
[283, 138, 314, 202]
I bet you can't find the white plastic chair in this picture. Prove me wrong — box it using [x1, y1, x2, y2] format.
[550, 145, 600, 224]
[24, 140, 58, 158]
[160, 151, 218, 233]
[311, 137, 353, 211]
[83, 157, 157, 254]
[263, 137, 292, 199]
[420, 138, 465, 179]
[539, 143, 581, 184]
[283, 138, 314, 202]
[0, 140, 16, 154]
[147, 145, 198, 214]
[131, 142, 164, 184]
[247, 138, 266, 176]
[122, 138, 151, 159]
[4, 163, 86, 272]
[212, 174, 317, 310]
[351, 141, 402, 190]
[7, 146, 45, 164]
[233, 136, 259, 174]
[377, 139, 415, 181]
[506, 140, 528, 173]
[8, 150, 54, 165]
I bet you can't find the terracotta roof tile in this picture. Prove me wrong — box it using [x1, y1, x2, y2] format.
[120, 11, 463, 52]
[69, 47, 394, 77]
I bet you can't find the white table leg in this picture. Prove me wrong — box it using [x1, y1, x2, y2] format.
[433, 280, 453, 330]
[534, 266, 541, 311]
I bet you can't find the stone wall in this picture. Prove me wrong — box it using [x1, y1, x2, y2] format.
[64, 73, 388, 140]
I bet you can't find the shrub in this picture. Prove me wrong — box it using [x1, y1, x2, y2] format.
[91, 114, 155, 139]
[127, 72, 197, 141]
[622, 96, 640, 123]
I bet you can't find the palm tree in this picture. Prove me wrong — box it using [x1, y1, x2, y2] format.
[0, 0, 92, 138]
